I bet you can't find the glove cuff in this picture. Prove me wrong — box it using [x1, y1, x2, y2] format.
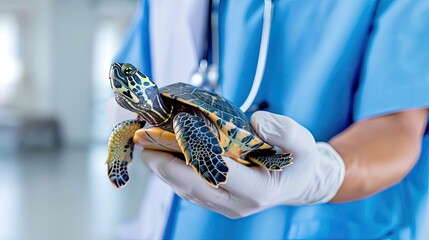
[312, 142, 346, 203]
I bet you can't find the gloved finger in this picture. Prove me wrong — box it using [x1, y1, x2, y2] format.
[141, 149, 231, 204]
[250, 111, 315, 158]
[142, 151, 267, 218]
[220, 157, 273, 203]
[148, 153, 261, 217]
[176, 156, 275, 210]
[176, 187, 243, 219]
[141, 150, 192, 188]
[106, 97, 136, 127]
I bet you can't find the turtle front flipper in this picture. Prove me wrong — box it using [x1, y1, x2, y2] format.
[247, 150, 293, 171]
[173, 112, 228, 188]
[106, 119, 145, 188]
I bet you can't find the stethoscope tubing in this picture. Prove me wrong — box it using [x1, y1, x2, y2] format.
[192, 0, 273, 113]
[239, 0, 273, 112]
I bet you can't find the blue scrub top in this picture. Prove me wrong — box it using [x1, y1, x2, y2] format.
[117, 0, 429, 239]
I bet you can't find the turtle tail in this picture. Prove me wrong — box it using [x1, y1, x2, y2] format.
[106, 119, 145, 188]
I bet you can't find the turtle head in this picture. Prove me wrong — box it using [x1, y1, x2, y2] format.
[109, 62, 171, 125]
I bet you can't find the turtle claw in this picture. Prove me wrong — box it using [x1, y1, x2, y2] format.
[247, 151, 293, 171]
[107, 160, 130, 188]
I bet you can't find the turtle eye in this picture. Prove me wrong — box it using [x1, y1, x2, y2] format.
[121, 64, 136, 76]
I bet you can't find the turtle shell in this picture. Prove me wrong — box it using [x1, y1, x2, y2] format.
[159, 82, 274, 160]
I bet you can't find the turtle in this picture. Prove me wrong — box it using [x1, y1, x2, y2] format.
[106, 62, 293, 188]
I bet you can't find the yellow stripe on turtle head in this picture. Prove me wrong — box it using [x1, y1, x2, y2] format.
[110, 62, 172, 125]
[111, 80, 140, 104]
[136, 73, 156, 88]
[109, 63, 156, 105]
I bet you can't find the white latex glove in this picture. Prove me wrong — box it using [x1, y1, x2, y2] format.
[138, 111, 346, 218]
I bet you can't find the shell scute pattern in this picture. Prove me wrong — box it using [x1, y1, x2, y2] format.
[160, 83, 257, 137]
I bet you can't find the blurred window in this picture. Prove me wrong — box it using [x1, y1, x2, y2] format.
[0, 13, 22, 107]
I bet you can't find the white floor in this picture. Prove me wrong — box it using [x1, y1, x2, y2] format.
[0, 145, 150, 240]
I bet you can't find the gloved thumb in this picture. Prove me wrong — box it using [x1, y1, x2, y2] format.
[250, 111, 315, 158]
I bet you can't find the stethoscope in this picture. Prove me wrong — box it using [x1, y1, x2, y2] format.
[190, 0, 273, 113]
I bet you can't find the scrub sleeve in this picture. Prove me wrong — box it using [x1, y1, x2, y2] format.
[355, 0, 429, 121]
[355, 1, 429, 239]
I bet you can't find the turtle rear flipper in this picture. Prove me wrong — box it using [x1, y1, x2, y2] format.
[106, 119, 145, 188]
[247, 150, 293, 171]
[173, 112, 228, 188]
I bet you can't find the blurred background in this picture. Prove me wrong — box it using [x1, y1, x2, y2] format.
[0, 0, 151, 239]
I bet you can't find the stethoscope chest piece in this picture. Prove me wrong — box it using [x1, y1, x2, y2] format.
[190, 59, 219, 93]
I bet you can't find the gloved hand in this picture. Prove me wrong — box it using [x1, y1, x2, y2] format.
[136, 111, 346, 218]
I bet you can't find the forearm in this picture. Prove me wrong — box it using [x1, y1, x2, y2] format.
[329, 108, 428, 202]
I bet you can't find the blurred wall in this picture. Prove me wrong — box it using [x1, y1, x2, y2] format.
[52, 0, 93, 146]
[0, 0, 136, 147]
